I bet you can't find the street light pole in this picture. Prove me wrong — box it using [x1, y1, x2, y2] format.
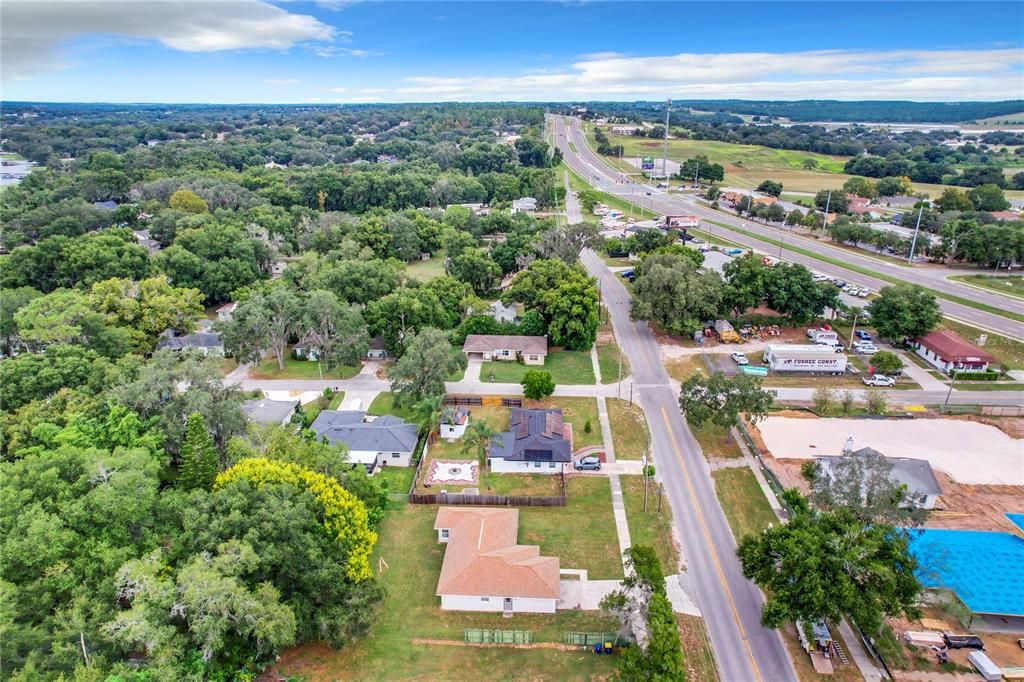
[941, 369, 959, 413]
[662, 99, 671, 182]
[848, 311, 859, 351]
[907, 206, 924, 264]
[821, 190, 832, 236]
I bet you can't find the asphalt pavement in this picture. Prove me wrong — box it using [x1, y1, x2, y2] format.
[553, 115, 1024, 340]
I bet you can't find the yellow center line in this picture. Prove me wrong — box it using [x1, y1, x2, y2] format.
[660, 406, 764, 682]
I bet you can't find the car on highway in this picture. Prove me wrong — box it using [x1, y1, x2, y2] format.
[726, 248, 744, 255]
[574, 455, 601, 471]
[730, 352, 749, 365]
[862, 374, 895, 387]
[854, 330, 873, 341]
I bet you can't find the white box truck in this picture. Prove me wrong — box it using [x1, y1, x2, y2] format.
[807, 328, 840, 345]
[764, 344, 848, 374]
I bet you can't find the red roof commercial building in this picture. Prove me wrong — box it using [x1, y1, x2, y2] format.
[911, 330, 997, 374]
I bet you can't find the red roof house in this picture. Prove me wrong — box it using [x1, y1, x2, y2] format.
[912, 330, 997, 373]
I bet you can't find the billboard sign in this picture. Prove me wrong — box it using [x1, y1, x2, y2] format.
[641, 156, 655, 171]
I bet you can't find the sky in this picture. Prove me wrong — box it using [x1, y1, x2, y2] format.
[2, 1, 1023, 103]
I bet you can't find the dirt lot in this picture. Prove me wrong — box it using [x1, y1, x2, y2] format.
[887, 607, 1024, 674]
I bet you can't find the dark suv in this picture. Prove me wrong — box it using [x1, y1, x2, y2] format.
[575, 455, 601, 471]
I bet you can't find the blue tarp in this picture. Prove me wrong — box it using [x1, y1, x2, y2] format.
[909, 524, 1024, 617]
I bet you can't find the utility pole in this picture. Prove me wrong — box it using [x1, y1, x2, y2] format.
[821, 190, 832, 235]
[907, 205, 924, 264]
[848, 311, 859, 351]
[941, 370, 959, 413]
[642, 453, 649, 512]
[616, 345, 623, 399]
[662, 99, 671, 182]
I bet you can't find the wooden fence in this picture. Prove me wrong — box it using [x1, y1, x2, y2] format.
[409, 491, 565, 507]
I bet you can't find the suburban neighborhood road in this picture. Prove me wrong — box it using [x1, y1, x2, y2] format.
[553, 115, 1024, 340]
[580, 246, 797, 682]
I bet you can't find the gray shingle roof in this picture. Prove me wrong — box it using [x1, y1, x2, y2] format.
[242, 399, 298, 425]
[489, 408, 571, 463]
[462, 334, 547, 355]
[310, 410, 418, 453]
[156, 331, 222, 350]
[816, 447, 942, 496]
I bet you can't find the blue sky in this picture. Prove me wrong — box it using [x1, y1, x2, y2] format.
[3, 1, 1023, 102]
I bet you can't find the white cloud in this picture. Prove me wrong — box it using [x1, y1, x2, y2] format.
[314, 46, 382, 58]
[2, 0, 336, 81]
[264, 78, 300, 86]
[327, 87, 349, 93]
[390, 47, 1024, 102]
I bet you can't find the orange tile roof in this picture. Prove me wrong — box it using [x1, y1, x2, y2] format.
[434, 507, 560, 600]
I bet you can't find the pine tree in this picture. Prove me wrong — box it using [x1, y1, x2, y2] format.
[178, 412, 218, 490]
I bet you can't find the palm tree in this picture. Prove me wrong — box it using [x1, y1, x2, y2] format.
[413, 394, 445, 444]
[462, 420, 498, 469]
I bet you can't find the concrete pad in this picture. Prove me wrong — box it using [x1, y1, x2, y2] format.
[758, 417, 1024, 485]
[263, 390, 321, 405]
[580, 580, 624, 611]
[665, 574, 702, 616]
[557, 580, 582, 610]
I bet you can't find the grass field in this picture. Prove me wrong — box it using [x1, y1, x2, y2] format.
[481, 350, 596, 385]
[601, 132, 850, 174]
[663, 355, 707, 382]
[607, 397, 649, 461]
[528, 396, 602, 449]
[521, 476, 623, 579]
[565, 164, 659, 219]
[940, 318, 1024, 370]
[597, 336, 629, 384]
[276, 497, 619, 680]
[368, 391, 420, 422]
[691, 421, 744, 460]
[711, 467, 779, 542]
[586, 127, 1024, 199]
[427, 405, 512, 461]
[949, 274, 1024, 300]
[677, 615, 721, 682]
[621, 474, 677, 574]
[404, 249, 447, 282]
[249, 351, 361, 380]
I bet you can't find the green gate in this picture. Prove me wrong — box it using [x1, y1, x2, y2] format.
[464, 629, 532, 644]
[563, 632, 630, 647]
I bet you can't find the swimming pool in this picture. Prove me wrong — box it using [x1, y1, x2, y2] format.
[909, 521, 1024, 617]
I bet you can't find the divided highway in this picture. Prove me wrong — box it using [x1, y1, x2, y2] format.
[553, 115, 1024, 340]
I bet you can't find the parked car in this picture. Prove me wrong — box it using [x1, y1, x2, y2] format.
[854, 331, 873, 341]
[730, 352, 749, 365]
[855, 344, 879, 355]
[834, 280, 847, 288]
[575, 455, 601, 471]
[862, 374, 895, 387]
[857, 288, 870, 298]
[620, 270, 634, 279]
[690, 238, 706, 245]
[726, 248, 743, 255]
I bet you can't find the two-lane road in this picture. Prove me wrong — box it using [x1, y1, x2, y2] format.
[554, 115, 1024, 339]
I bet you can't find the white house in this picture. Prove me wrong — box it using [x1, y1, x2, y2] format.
[309, 410, 418, 471]
[511, 197, 537, 214]
[911, 330, 996, 374]
[440, 407, 470, 440]
[488, 301, 518, 325]
[462, 334, 547, 365]
[215, 302, 237, 322]
[434, 507, 560, 614]
[487, 408, 572, 474]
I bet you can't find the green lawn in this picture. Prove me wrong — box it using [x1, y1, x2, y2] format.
[327, 391, 346, 410]
[597, 337, 630, 384]
[949, 274, 1024, 300]
[941, 318, 1024, 370]
[481, 350, 596, 385]
[529, 396, 602, 449]
[427, 405, 512, 462]
[691, 421, 743, 460]
[250, 350, 361, 380]
[368, 392, 420, 422]
[277, 500, 618, 680]
[607, 398, 649, 461]
[565, 165, 659, 219]
[520, 476, 623, 579]
[712, 468, 779, 542]
[621, 475, 677, 575]
[404, 249, 447, 282]
[376, 466, 416, 501]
